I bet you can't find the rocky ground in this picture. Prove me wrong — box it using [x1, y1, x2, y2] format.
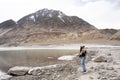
[2, 48, 120, 80]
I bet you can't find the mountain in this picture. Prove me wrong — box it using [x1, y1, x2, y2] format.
[17, 8, 96, 31]
[0, 19, 16, 29]
[0, 8, 119, 46]
[0, 19, 17, 39]
[99, 29, 118, 39]
[80, 29, 118, 40]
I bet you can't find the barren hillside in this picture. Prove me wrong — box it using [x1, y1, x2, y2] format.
[0, 9, 119, 46]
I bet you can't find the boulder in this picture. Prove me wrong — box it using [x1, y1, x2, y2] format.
[92, 56, 107, 62]
[28, 64, 64, 76]
[8, 66, 32, 76]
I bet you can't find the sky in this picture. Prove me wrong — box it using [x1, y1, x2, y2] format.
[0, 0, 120, 29]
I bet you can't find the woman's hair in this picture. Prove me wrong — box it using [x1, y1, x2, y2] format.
[80, 46, 85, 53]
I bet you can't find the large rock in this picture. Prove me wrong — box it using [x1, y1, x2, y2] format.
[28, 64, 65, 76]
[6, 63, 78, 80]
[8, 66, 31, 76]
[5, 63, 77, 80]
[92, 56, 107, 62]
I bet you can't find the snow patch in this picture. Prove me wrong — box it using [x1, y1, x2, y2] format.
[58, 12, 65, 22]
[58, 55, 75, 61]
[58, 11, 64, 16]
[58, 15, 65, 22]
[48, 14, 52, 17]
[42, 12, 45, 16]
[41, 8, 49, 16]
[30, 15, 35, 22]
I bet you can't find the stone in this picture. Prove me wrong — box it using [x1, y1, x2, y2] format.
[107, 53, 112, 56]
[92, 56, 107, 62]
[107, 57, 113, 63]
[28, 64, 65, 76]
[106, 67, 114, 70]
[8, 66, 31, 76]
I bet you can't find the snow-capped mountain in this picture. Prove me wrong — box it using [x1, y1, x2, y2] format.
[17, 8, 96, 31]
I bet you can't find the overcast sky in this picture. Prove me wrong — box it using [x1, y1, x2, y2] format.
[0, 0, 120, 29]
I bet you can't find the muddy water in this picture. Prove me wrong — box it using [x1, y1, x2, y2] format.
[0, 49, 78, 72]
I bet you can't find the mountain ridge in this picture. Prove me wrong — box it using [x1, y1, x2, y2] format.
[0, 8, 119, 46]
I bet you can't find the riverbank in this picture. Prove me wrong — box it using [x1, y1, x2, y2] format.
[1, 47, 120, 80]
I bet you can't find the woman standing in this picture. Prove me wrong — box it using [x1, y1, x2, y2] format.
[79, 46, 87, 72]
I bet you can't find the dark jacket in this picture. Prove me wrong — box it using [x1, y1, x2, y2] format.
[79, 51, 87, 57]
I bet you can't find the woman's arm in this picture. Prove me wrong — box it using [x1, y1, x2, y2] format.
[79, 51, 83, 55]
[76, 51, 82, 57]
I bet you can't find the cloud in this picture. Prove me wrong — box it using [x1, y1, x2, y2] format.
[68, 0, 120, 29]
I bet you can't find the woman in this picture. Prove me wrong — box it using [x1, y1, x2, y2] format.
[79, 46, 87, 72]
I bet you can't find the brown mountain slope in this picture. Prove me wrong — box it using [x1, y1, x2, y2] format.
[110, 30, 120, 40]
[0, 9, 97, 46]
[0, 28, 119, 46]
[79, 29, 118, 40]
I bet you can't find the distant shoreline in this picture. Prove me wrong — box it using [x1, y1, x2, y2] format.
[0, 44, 120, 51]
